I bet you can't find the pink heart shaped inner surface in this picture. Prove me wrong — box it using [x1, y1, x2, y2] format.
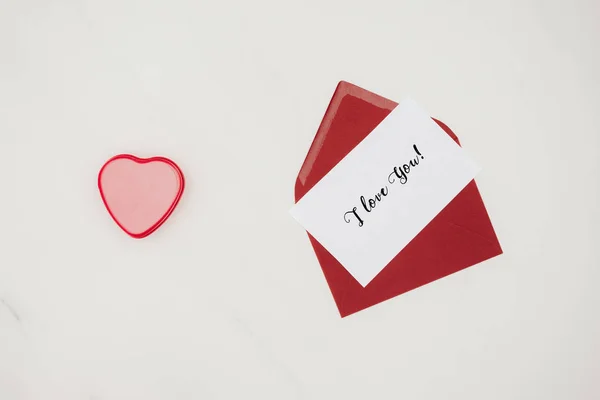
[99, 157, 182, 236]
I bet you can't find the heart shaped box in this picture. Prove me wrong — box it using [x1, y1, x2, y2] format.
[98, 154, 185, 238]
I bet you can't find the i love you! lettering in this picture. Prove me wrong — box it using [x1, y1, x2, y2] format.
[343, 144, 425, 227]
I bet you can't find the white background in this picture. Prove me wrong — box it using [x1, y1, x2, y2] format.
[0, 0, 598, 399]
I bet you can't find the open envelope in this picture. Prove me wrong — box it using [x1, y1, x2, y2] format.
[294, 82, 503, 317]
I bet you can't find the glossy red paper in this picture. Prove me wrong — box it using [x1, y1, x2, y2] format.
[294, 82, 502, 317]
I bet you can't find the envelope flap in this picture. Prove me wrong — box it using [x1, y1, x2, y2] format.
[295, 82, 394, 202]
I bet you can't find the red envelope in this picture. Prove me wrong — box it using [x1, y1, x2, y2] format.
[294, 82, 502, 317]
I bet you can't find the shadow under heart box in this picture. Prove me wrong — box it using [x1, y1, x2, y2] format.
[290, 81, 502, 317]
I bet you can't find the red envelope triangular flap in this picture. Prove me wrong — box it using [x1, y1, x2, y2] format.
[295, 82, 396, 200]
[295, 81, 502, 317]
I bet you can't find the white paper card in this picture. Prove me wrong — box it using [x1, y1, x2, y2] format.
[290, 99, 481, 287]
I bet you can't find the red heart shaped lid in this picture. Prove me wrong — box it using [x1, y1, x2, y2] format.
[98, 154, 185, 238]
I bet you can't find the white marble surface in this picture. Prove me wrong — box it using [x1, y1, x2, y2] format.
[1, 0, 599, 399]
